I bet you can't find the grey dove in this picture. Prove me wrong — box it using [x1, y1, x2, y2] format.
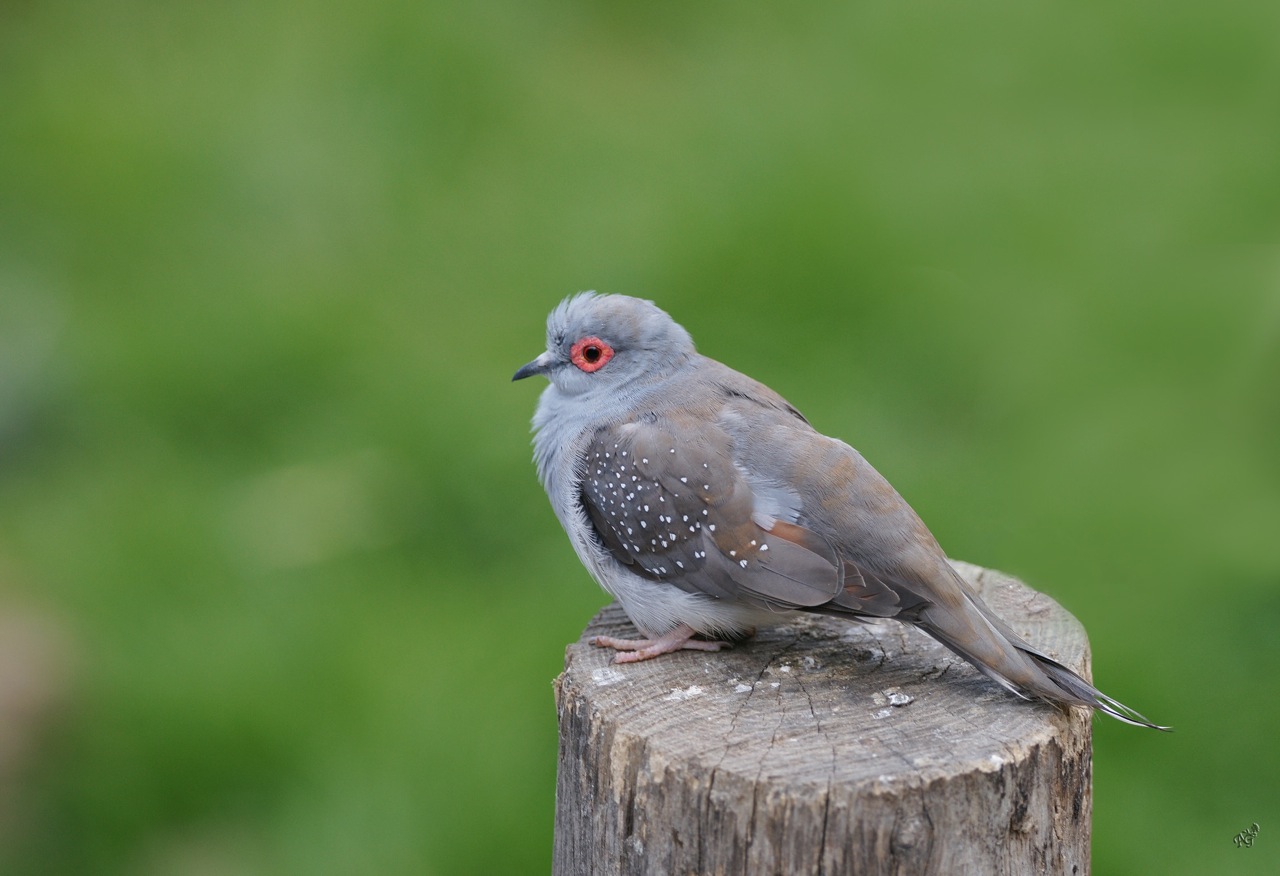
[514, 292, 1166, 729]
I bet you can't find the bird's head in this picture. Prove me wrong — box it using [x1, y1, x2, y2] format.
[513, 292, 695, 397]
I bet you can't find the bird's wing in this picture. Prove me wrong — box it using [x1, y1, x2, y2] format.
[578, 415, 845, 611]
[709, 377, 942, 620]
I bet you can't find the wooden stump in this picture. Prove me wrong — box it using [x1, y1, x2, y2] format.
[553, 561, 1093, 876]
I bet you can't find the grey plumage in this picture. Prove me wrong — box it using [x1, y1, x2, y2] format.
[515, 292, 1166, 730]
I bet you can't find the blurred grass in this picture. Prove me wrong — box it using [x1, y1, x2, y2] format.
[1, 0, 1278, 872]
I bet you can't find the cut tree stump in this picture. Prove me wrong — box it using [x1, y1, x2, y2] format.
[553, 561, 1093, 876]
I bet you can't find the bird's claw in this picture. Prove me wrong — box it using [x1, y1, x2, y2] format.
[588, 625, 732, 663]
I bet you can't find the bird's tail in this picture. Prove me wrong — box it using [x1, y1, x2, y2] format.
[915, 573, 1170, 731]
[1015, 647, 1169, 729]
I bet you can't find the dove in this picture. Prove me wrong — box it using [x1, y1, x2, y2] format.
[515, 292, 1166, 729]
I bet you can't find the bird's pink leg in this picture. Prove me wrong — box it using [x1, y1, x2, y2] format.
[589, 623, 732, 663]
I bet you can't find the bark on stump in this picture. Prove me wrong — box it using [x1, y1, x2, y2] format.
[553, 561, 1093, 876]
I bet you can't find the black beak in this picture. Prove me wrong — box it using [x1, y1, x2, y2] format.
[512, 352, 553, 382]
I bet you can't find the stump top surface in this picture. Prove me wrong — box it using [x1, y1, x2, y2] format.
[561, 561, 1092, 790]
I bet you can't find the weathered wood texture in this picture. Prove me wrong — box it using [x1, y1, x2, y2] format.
[553, 561, 1093, 876]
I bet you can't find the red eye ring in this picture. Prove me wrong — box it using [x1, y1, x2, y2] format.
[570, 336, 614, 373]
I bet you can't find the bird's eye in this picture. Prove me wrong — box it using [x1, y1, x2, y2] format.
[570, 336, 614, 373]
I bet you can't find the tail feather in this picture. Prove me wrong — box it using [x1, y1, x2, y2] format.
[915, 580, 1170, 731]
[1022, 649, 1171, 731]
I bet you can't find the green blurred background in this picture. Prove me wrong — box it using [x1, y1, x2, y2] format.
[1, 1, 1277, 873]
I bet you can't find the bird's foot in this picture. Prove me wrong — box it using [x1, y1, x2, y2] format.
[589, 623, 731, 663]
